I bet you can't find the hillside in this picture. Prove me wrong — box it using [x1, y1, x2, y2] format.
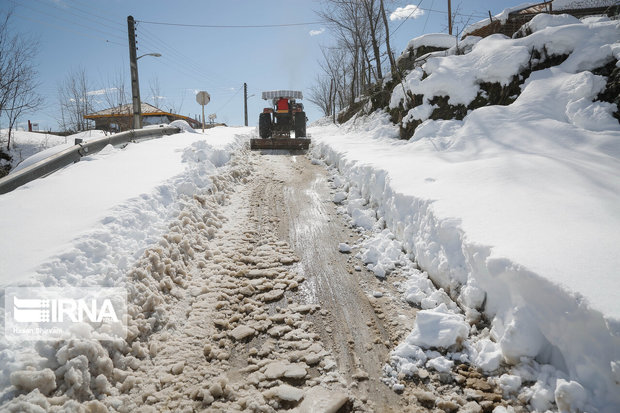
[308, 12, 620, 413]
[0, 130, 109, 177]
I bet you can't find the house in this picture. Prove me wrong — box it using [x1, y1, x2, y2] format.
[462, 0, 618, 39]
[84, 102, 201, 132]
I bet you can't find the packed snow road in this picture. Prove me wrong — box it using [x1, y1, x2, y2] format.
[116, 150, 410, 412]
[103, 148, 518, 412]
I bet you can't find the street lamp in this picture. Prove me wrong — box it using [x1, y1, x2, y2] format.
[128, 16, 162, 130]
[137, 53, 162, 60]
[131, 52, 161, 130]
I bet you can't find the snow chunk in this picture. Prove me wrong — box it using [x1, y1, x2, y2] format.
[10, 369, 56, 395]
[499, 374, 522, 396]
[361, 230, 403, 277]
[403, 102, 438, 125]
[497, 306, 549, 364]
[426, 356, 454, 373]
[351, 208, 376, 230]
[472, 338, 503, 372]
[338, 243, 352, 253]
[263, 384, 304, 402]
[555, 379, 587, 413]
[296, 386, 348, 412]
[404, 304, 469, 349]
[333, 191, 347, 204]
[229, 325, 256, 341]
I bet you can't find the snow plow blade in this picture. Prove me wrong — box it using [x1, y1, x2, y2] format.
[250, 138, 310, 151]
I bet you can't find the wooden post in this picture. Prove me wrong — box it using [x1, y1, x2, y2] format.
[448, 0, 452, 35]
[243, 82, 248, 127]
[127, 16, 142, 130]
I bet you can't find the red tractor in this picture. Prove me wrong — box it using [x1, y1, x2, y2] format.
[250, 90, 310, 150]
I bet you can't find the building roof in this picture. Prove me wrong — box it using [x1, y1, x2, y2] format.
[85, 102, 171, 118]
[84, 102, 200, 128]
[553, 0, 617, 10]
[462, 0, 617, 39]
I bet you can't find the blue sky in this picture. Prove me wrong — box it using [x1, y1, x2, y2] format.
[2, 0, 522, 130]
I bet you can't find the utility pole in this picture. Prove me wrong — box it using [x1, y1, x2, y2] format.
[128, 16, 142, 130]
[243, 83, 248, 127]
[447, 0, 453, 35]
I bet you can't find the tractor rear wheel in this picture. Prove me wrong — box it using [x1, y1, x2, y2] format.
[294, 111, 306, 138]
[259, 113, 272, 138]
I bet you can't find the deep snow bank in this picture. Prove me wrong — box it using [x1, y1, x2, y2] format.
[0, 127, 251, 391]
[0, 127, 256, 410]
[309, 16, 620, 412]
[0, 127, 248, 288]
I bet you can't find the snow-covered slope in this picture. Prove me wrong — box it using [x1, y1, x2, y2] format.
[310, 15, 620, 413]
[0, 126, 248, 289]
[0, 129, 111, 173]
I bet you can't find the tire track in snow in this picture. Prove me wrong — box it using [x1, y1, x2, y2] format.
[113, 150, 360, 411]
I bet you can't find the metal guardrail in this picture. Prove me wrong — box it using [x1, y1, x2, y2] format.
[0, 126, 180, 195]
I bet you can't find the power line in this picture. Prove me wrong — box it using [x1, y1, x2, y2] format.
[136, 25, 233, 86]
[24, 0, 125, 35]
[11, 0, 127, 43]
[212, 86, 243, 114]
[136, 20, 324, 28]
[422, 0, 435, 33]
[60, 0, 126, 29]
[11, 12, 125, 47]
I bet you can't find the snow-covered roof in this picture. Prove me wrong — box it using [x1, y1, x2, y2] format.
[261, 90, 303, 100]
[85, 103, 169, 118]
[462, 0, 617, 38]
[553, 0, 618, 10]
[462, 3, 540, 37]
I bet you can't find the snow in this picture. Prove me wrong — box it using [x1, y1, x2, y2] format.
[10, 369, 56, 395]
[554, 379, 587, 413]
[499, 374, 522, 396]
[426, 356, 454, 373]
[1, 129, 109, 173]
[310, 17, 620, 412]
[397, 33, 456, 64]
[404, 33, 457, 51]
[338, 242, 352, 253]
[0, 125, 257, 409]
[10, 142, 74, 173]
[522, 13, 582, 33]
[0, 127, 248, 288]
[553, 0, 618, 10]
[400, 304, 470, 349]
[462, 3, 539, 37]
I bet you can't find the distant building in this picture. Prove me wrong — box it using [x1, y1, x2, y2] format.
[84, 102, 201, 132]
[462, 0, 618, 39]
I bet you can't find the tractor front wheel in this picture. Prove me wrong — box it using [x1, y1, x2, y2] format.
[259, 113, 272, 138]
[294, 111, 306, 138]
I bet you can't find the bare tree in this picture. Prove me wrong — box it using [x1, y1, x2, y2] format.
[168, 89, 185, 115]
[149, 77, 162, 109]
[313, 0, 391, 115]
[57, 67, 94, 132]
[380, 0, 396, 76]
[102, 68, 129, 111]
[360, 0, 384, 80]
[0, 9, 43, 150]
[308, 75, 333, 117]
